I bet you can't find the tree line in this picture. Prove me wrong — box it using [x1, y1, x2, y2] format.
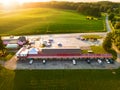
[20, 1, 120, 17]
[109, 13, 120, 29]
[0, 36, 6, 56]
[0, 1, 119, 17]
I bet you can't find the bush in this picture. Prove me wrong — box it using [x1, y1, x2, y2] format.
[114, 22, 120, 29]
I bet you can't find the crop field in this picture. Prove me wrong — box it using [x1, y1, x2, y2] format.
[0, 8, 105, 35]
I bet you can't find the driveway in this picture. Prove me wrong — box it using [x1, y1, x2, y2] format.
[106, 14, 112, 32]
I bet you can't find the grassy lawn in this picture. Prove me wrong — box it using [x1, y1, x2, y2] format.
[0, 66, 15, 90]
[82, 35, 103, 39]
[82, 46, 108, 54]
[0, 66, 120, 90]
[0, 8, 105, 36]
[91, 46, 108, 54]
[13, 69, 120, 90]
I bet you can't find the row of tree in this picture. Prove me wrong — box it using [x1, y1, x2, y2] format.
[109, 13, 120, 29]
[0, 1, 119, 17]
[20, 1, 120, 17]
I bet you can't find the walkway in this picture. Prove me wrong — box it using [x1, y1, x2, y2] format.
[0, 60, 5, 67]
[4, 56, 18, 70]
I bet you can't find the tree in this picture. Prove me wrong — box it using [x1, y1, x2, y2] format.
[103, 32, 112, 52]
[109, 13, 115, 20]
[114, 22, 120, 29]
[0, 36, 6, 55]
[102, 31, 120, 59]
[112, 30, 120, 50]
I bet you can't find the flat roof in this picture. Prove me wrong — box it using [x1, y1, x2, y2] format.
[41, 47, 81, 49]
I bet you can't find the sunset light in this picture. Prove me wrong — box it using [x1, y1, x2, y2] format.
[0, 0, 50, 7]
[0, 0, 120, 7]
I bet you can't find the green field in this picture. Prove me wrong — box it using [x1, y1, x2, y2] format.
[0, 8, 105, 35]
[0, 66, 120, 90]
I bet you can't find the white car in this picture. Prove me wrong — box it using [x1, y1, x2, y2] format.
[72, 60, 76, 65]
[29, 60, 33, 65]
[97, 59, 102, 64]
[106, 59, 110, 64]
[43, 60, 46, 64]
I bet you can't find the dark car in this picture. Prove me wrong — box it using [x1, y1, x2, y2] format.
[86, 59, 91, 64]
[109, 59, 114, 64]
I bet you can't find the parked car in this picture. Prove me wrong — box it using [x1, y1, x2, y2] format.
[43, 60, 46, 64]
[29, 60, 33, 65]
[97, 59, 102, 64]
[72, 59, 76, 65]
[109, 59, 114, 64]
[86, 59, 91, 64]
[105, 59, 110, 64]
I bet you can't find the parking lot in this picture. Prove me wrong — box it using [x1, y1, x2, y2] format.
[16, 58, 120, 70]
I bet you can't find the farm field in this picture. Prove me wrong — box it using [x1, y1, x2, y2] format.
[0, 8, 105, 36]
[0, 66, 120, 90]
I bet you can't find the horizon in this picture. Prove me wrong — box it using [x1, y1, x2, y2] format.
[0, 0, 120, 4]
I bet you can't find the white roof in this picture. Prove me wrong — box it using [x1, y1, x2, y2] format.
[16, 47, 29, 56]
[28, 48, 39, 54]
[6, 44, 18, 48]
[21, 49, 29, 55]
[29, 48, 39, 52]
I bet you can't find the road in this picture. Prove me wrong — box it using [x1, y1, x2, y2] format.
[106, 14, 112, 32]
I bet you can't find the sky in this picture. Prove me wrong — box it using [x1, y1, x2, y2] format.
[0, 0, 120, 3]
[54, 0, 120, 2]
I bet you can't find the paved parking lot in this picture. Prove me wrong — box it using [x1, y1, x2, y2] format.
[16, 59, 120, 70]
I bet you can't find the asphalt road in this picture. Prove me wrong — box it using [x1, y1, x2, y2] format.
[106, 15, 112, 32]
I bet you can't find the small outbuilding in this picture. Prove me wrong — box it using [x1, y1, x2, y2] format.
[6, 44, 19, 49]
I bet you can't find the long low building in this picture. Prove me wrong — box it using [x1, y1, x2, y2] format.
[16, 47, 112, 59]
[41, 48, 81, 54]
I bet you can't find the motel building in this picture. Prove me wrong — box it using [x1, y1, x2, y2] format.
[2, 35, 112, 60]
[15, 37, 112, 60]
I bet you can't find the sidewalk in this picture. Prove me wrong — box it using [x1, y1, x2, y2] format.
[4, 56, 18, 70]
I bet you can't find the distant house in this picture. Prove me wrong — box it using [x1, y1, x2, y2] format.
[3, 39, 18, 45]
[18, 36, 27, 45]
[18, 36, 26, 42]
